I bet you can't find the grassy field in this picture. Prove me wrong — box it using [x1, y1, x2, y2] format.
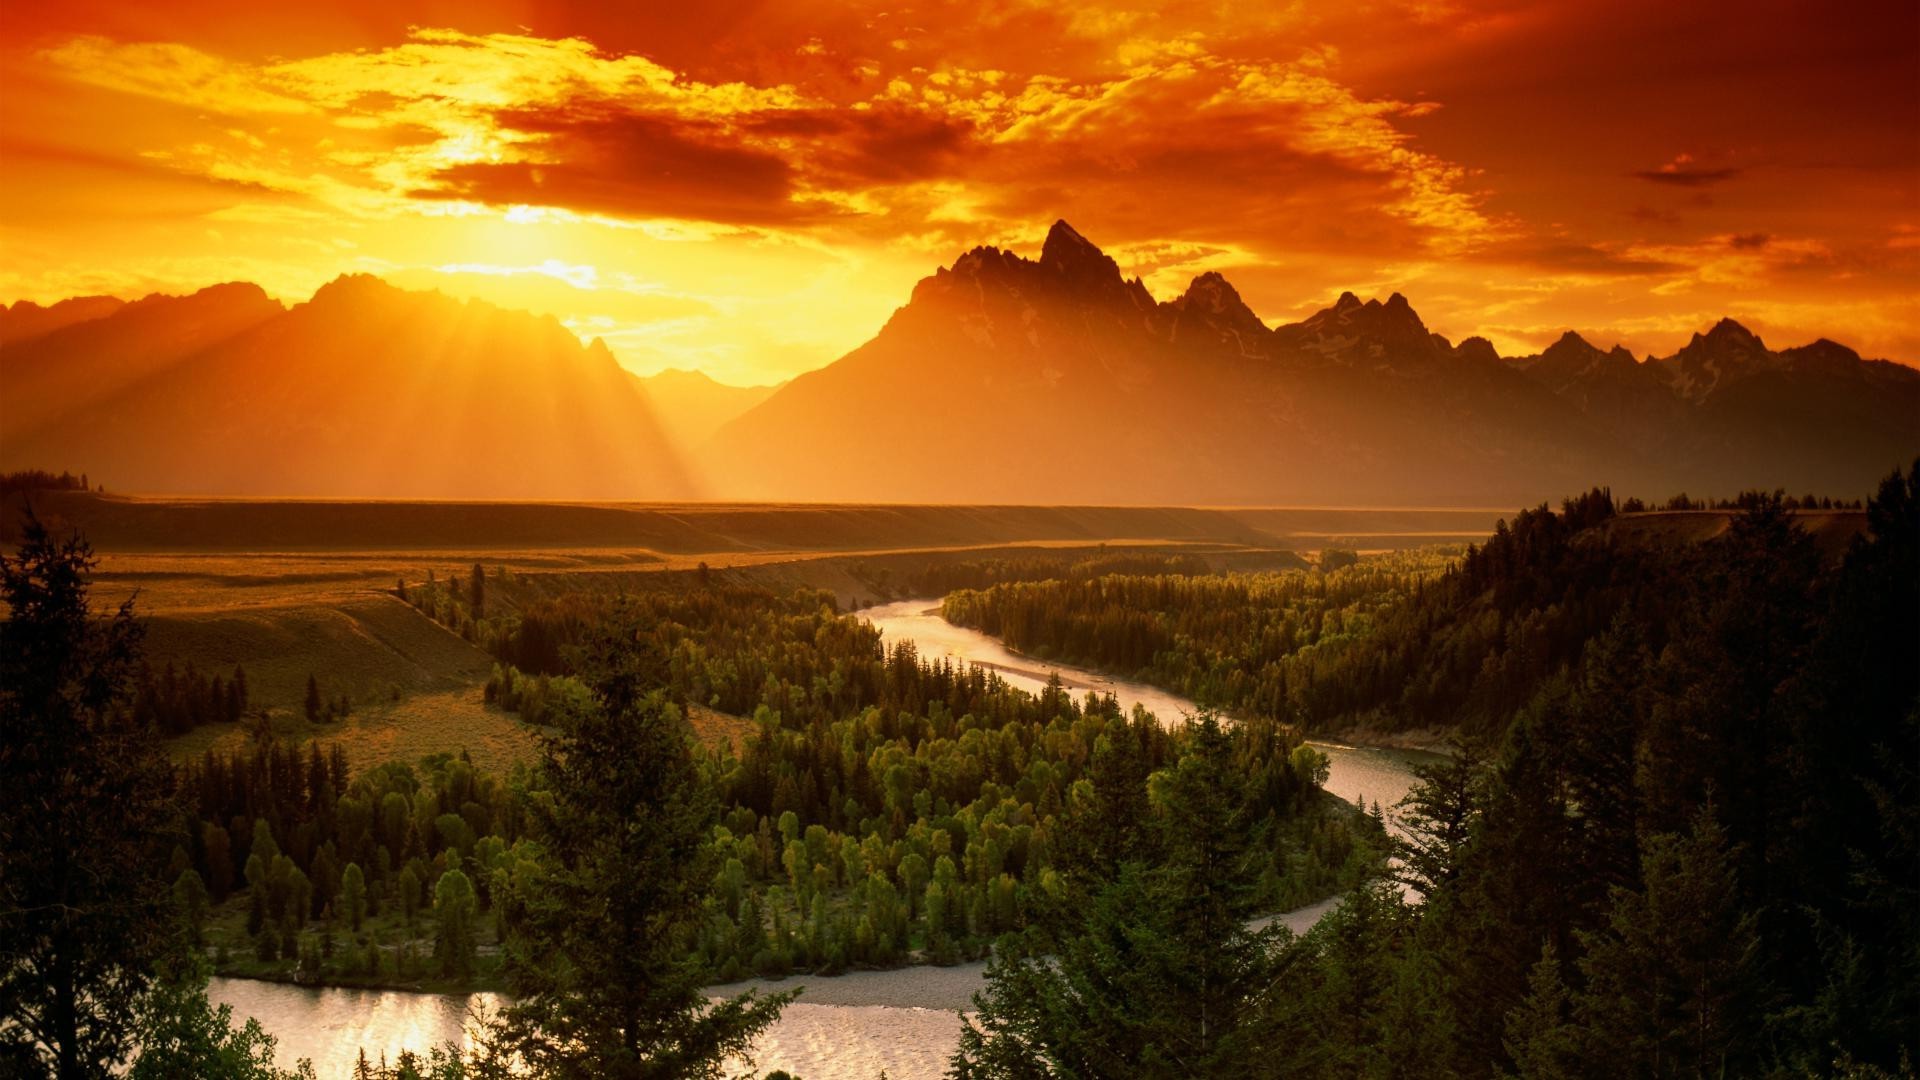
[0, 490, 1519, 773]
[6, 490, 1830, 777]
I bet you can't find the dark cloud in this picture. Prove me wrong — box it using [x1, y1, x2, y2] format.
[415, 108, 821, 225]
[1729, 232, 1771, 249]
[1632, 165, 1742, 187]
[746, 107, 977, 184]
[1476, 240, 1679, 276]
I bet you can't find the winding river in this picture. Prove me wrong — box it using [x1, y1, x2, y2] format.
[212, 599, 1438, 1079]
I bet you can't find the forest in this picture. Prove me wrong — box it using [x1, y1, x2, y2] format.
[954, 469, 1919, 1076]
[3, 464, 1914, 1078]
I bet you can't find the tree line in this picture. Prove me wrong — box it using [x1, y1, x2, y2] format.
[952, 465, 1919, 1077]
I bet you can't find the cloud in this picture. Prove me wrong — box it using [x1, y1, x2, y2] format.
[1633, 153, 1742, 187]
[31, 25, 1498, 258]
[1483, 241, 1680, 276]
[417, 109, 818, 225]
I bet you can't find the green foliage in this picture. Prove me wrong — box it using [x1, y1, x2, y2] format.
[955, 715, 1306, 1078]
[940, 548, 1456, 720]
[1250, 466, 1920, 1077]
[432, 867, 477, 979]
[484, 624, 791, 1079]
[131, 962, 315, 1080]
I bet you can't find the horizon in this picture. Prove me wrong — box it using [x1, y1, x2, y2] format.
[3, 2, 1916, 385]
[6, 222, 1914, 385]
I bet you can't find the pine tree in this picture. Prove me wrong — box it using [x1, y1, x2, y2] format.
[1505, 943, 1579, 1079]
[1567, 809, 1762, 1077]
[484, 620, 790, 1078]
[470, 563, 485, 620]
[0, 510, 175, 1078]
[304, 675, 322, 724]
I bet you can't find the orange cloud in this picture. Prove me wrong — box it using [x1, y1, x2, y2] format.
[0, 1, 1914, 379]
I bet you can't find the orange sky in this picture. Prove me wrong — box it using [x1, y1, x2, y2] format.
[2, 0, 1915, 384]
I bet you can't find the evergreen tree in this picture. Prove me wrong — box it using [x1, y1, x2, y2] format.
[172, 870, 211, 950]
[954, 715, 1287, 1078]
[484, 620, 790, 1078]
[1564, 810, 1762, 1078]
[470, 563, 485, 620]
[304, 675, 322, 724]
[1504, 944, 1579, 1080]
[0, 511, 175, 1078]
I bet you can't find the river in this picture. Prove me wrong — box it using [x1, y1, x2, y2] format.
[212, 598, 1437, 1079]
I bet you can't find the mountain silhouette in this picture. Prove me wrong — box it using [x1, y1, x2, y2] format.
[704, 221, 1916, 502]
[4, 222, 1914, 503]
[0, 275, 691, 499]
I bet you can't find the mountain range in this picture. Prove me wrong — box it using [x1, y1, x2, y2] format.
[3, 221, 1914, 503]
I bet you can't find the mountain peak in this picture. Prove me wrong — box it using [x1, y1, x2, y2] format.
[1160, 271, 1270, 356]
[1455, 336, 1501, 365]
[1695, 317, 1764, 350]
[1661, 315, 1780, 401]
[1039, 220, 1124, 291]
[309, 273, 406, 308]
[1175, 271, 1253, 315]
[1679, 316, 1770, 361]
[1334, 291, 1362, 312]
[1044, 218, 1093, 251]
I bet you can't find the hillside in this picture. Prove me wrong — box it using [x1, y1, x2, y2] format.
[0, 276, 691, 499]
[7, 224, 1913, 504]
[711, 221, 1917, 504]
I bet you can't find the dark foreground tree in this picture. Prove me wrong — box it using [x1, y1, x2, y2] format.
[0, 510, 176, 1079]
[484, 618, 790, 1078]
[952, 715, 1292, 1078]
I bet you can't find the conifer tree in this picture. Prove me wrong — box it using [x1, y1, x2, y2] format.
[484, 618, 790, 1078]
[0, 510, 175, 1077]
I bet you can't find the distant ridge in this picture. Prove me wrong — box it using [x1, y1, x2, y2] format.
[708, 220, 1918, 503]
[0, 276, 691, 499]
[5, 221, 1915, 502]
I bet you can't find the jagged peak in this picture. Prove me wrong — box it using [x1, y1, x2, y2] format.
[1176, 271, 1250, 312]
[1687, 316, 1766, 353]
[1038, 219, 1123, 289]
[1334, 291, 1362, 312]
[1043, 219, 1095, 253]
[1165, 271, 1268, 343]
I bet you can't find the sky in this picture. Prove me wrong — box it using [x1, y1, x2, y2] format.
[1, 0, 1915, 385]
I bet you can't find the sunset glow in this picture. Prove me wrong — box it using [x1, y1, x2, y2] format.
[3, 1, 1915, 385]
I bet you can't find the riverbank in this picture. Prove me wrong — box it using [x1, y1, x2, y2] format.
[1309, 724, 1454, 755]
[923, 598, 1456, 759]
